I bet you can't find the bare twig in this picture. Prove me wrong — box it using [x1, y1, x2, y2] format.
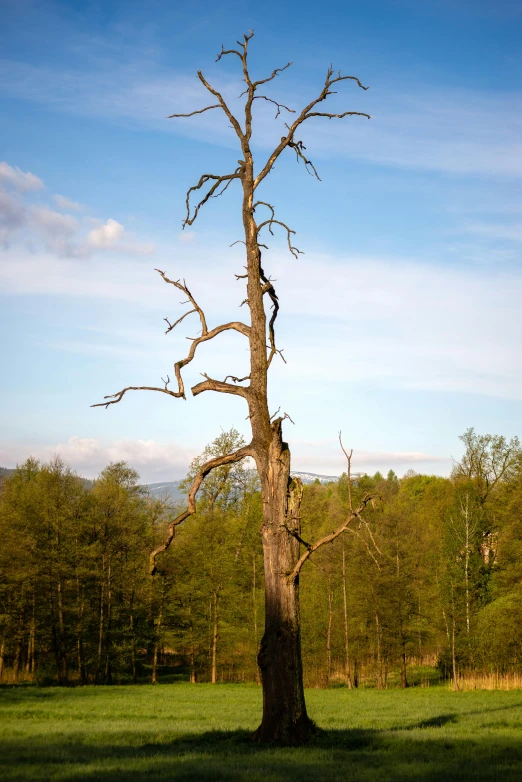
[254, 64, 370, 190]
[257, 218, 303, 259]
[92, 270, 251, 407]
[287, 493, 376, 583]
[339, 431, 353, 511]
[182, 168, 243, 227]
[167, 104, 221, 118]
[254, 95, 295, 119]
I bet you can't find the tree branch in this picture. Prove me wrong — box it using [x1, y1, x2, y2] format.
[197, 71, 245, 141]
[253, 61, 293, 87]
[191, 373, 250, 399]
[253, 95, 295, 119]
[287, 494, 375, 583]
[254, 65, 369, 190]
[92, 270, 250, 408]
[182, 167, 243, 227]
[167, 104, 221, 118]
[257, 218, 303, 259]
[150, 443, 255, 573]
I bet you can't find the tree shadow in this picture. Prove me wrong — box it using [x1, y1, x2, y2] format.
[2, 725, 522, 781]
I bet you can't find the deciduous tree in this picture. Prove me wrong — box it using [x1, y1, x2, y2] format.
[93, 31, 373, 743]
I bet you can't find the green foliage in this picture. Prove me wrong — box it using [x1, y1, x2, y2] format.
[1, 427, 522, 688]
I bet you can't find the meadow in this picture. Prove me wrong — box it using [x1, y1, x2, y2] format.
[1, 683, 522, 781]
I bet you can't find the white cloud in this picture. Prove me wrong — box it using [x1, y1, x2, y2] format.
[88, 218, 124, 248]
[290, 439, 451, 477]
[0, 434, 450, 482]
[0, 436, 194, 481]
[53, 194, 84, 211]
[0, 161, 43, 192]
[0, 163, 155, 256]
[0, 188, 25, 244]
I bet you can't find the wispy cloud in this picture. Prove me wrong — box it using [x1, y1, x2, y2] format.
[53, 194, 84, 211]
[3, 236, 521, 401]
[0, 161, 155, 256]
[1, 59, 522, 178]
[0, 161, 43, 192]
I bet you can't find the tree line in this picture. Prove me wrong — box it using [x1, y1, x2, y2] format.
[1, 427, 521, 689]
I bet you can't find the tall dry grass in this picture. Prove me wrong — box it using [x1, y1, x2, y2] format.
[452, 672, 522, 691]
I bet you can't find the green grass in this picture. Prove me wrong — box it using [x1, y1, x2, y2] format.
[1, 683, 522, 780]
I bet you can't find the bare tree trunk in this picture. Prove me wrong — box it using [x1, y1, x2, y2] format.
[253, 435, 311, 744]
[188, 605, 196, 684]
[25, 596, 35, 676]
[190, 646, 196, 684]
[75, 542, 87, 685]
[96, 33, 370, 744]
[76, 590, 86, 685]
[464, 496, 471, 635]
[326, 577, 333, 684]
[451, 582, 459, 691]
[253, 554, 261, 684]
[152, 577, 165, 685]
[57, 576, 68, 684]
[0, 640, 4, 681]
[13, 636, 22, 682]
[130, 612, 137, 684]
[95, 557, 105, 684]
[104, 559, 113, 685]
[400, 648, 408, 689]
[342, 547, 353, 688]
[211, 590, 218, 684]
[375, 612, 383, 690]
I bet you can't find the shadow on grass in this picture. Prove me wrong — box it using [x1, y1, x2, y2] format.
[1, 725, 522, 781]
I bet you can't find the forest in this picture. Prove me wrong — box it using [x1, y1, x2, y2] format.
[1, 426, 521, 691]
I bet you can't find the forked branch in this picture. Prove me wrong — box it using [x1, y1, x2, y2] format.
[287, 493, 375, 583]
[150, 442, 254, 573]
[254, 64, 370, 189]
[92, 270, 251, 408]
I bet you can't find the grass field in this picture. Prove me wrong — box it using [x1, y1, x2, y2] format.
[1, 683, 522, 781]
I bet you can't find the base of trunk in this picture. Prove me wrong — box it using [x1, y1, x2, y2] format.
[251, 713, 315, 745]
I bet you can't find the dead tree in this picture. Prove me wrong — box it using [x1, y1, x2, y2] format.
[93, 31, 372, 744]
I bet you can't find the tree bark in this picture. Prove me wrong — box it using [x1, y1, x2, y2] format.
[57, 576, 68, 684]
[326, 577, 333, 684]
[253, 428, 312, 744]
[342, 546, 353, 688]
[95, 557, 105, 684]
[253, 553, 261, 685]
[375, 612, 383, 689]
[95, 36, 370, 743]
[104, 559, 113, 685]
[211, 590, 219, 684]
[130, 611, 137, 684]
[151, 589, 163, 685]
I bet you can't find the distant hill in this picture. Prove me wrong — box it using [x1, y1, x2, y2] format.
[0, 468, 354, 500]
[142, 480, 185, 502]
[141, 471, 345, 504]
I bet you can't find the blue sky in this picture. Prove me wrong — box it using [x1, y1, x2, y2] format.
[1, 0, 521, 480]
